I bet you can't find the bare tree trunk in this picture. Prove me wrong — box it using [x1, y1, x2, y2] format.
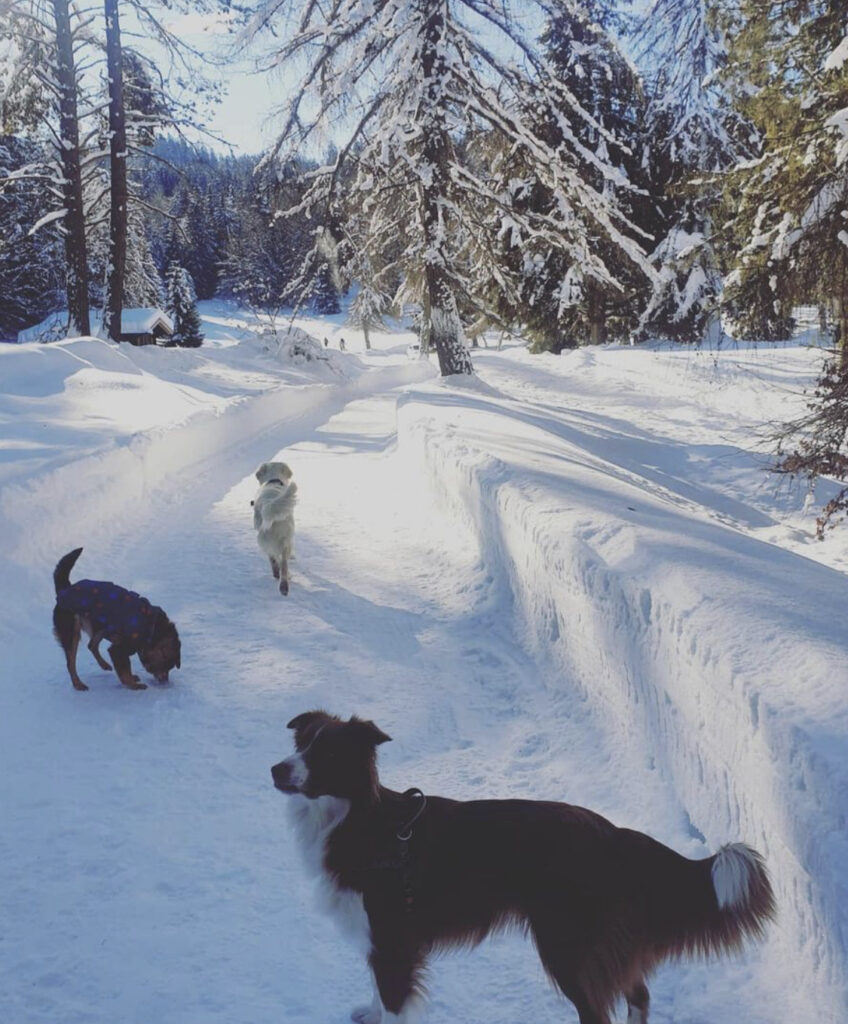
[419, 0, 473, 377]
[104, 0, 127, 343]
[51, 0, 90, 336]
[835, 295, 848, 371]
[588, 286, 606, 346]
[419, 286, 431, 355]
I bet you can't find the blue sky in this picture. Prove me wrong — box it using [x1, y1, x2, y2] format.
[159, 11, 278, 155]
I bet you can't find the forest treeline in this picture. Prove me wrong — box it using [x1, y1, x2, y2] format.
[1, 0, 847, 371]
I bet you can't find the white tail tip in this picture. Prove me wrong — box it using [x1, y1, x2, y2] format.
[712, 843, 760, 909]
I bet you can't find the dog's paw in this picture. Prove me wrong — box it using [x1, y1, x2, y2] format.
[124, 678, 147, 690]
[72, 680, 89, 692]
[279, 579, 289, 596]
[350, 1006, 381, 1024]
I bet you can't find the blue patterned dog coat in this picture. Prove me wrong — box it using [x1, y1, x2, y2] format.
[55, 579, 160, 649]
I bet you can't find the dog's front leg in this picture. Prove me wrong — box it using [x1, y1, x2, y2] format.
[88, 631, 113, 671]
[278, 555, 289, 596]
[351, 972, 383, 1024]
[108, 643, 147, 690]
[368, 947, 425, 1024]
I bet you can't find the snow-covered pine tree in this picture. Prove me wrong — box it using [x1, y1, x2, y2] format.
[1, 0, 93, 334]
[310, 261, 340, 315]
[348, 274, 389, 351]
[510, 1, 650, 351]
[754, 7, 848, 534]
[0, 137, 64, 338]
[165, 261, 203, 346]
[215, 158, 314, 311]
[720, 1, 848, 348]
[0, 48, 64, 338]
[635, 0, 750, 342]
[124, 203, 163, 308]
[241, 0, 657, 375]
[774, 356, 848, 537]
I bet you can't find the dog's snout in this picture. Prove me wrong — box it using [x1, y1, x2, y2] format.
[271, 760, 296, 792]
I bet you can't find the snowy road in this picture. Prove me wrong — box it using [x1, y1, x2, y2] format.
[3, 336, 846, 1023]
[2, 365, 791, 1024]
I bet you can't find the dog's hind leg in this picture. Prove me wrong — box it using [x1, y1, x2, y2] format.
[108, 642, 147, 690]
[269, 557, 280, 580]
[88, 631, 113, 671]
[532, 928, 610, 1024]
[278, 555, 289, 596]
[626, 981, 650, 1023]
[54, 609, 88, 691]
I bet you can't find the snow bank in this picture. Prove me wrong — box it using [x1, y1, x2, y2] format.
[396, 366, 848, 1021]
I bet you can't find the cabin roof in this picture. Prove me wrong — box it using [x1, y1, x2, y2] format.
[120, 308, 174, 336]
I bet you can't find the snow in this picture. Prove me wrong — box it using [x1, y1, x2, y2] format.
[1, 308, 847, 1024]
[825, 34, 848, 73]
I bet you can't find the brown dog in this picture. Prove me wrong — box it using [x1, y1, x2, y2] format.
[52, 547, 181, 691]
[272, 711, 775, 1024]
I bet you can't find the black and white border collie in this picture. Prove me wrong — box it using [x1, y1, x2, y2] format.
[271, 711, 775, 1024]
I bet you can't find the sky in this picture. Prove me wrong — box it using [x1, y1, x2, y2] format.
[157, 12, 278, 155]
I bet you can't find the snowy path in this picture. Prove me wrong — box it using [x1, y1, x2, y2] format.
[1, 358, 836, 1023]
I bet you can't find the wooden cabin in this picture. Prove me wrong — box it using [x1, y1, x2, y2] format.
[119, 308, 174, 346]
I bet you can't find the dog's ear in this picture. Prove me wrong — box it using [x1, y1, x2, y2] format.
[350, 716, 392, 746]
[255, 462, 269, 482]
[287, 710, 329, 732]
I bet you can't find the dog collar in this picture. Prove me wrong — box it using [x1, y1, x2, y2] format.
[266, 478, 286, 487]
[360, 788, 427, 913]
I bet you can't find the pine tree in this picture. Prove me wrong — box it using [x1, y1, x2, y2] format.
[310, 261, 340, 315]
[124, 204, 163, 307]
[0, 137, 64, 338]
[165, 261, 203, 346]
[1, 0, 93, 334]
[635, 0, 750, 341]
[348, 278, 389, 350]
[720, 1, 848, 347]
[515, 2, 650, 351]
[775, 357, 848, 537]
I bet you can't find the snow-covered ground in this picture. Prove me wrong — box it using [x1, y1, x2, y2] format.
[1, 304, 846, 1023]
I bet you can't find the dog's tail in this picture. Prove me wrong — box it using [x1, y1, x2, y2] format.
[54, 547, 83, 594]
[661, 841, 776, 961]
[570, 838, 775, 1021]
[708, 842, 775, 942]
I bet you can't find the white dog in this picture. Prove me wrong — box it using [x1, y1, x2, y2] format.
[253, 461, 297, 595]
